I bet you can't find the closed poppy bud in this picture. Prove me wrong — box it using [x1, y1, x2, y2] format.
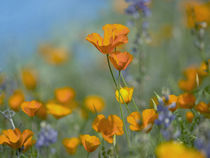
[46, 103, 72, 119]
[86, 24, 130, 54]
[177, 93, 196, 109]
[84, 95, 105, 113]
[80, 135, 100, 152]
[109, 52, 133, 71]
[156, 141, 205, 158]
[63, 137, 80, 155]
[21, 68, 37, 90]
[115, 87, 134, 104]
[198, 61, 209, 77]
[186, 111, 194, 123]
[9, 90, 24, 112]
[127, 112, 141, 131]
[0, 128, 35, 152]
[55, 87, 75, 104]
[21, 100, 42, 117]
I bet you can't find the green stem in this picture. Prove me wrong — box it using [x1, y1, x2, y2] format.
[106, 55, 130, 146]
[87, 152, 89, 158]
[120, 72, 139, 112]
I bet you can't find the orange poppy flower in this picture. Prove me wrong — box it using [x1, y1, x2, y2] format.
[0, 128, 35, 152]
[0, 92, 5, 106]
[80, 135, 100, 152]
[184, 1, 210, 28]
[39, 44, 68, 65]
[115, 87, 134, 104]
[186, 111, 194, 123]
[177, 93, 196, 109]
[21, 68, 37, 90]
[8, 90, 24, 112]
[127, 112, 141, 131]
[84, 95, 105, 113]
[46, 103, 72, 119]
[195, 102, 210, 118]
[109, 52, 133, 70]
[63, 137, 80, 155]
[197, 60, 209, 77]
[127, 109, 158, 132]
[86, 24, 130, 54]
[36, 104, 48, 120]
[55, 87, 76, 104]
[156, 141, 205, 158]
[163, 95, 178, 112]
[141, 109, 158, 132]
[178, 67, 197, 92]
[21, 100, 42, 117]
[92, 114, 124, 143]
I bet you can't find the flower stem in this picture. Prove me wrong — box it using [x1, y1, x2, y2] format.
[106, 55, 130, 146]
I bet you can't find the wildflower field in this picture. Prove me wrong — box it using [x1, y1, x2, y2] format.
[0, 0, 210, 158]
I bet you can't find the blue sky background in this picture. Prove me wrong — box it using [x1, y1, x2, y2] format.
[0, 0, 110, 68]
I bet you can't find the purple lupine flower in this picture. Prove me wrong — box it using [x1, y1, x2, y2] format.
[36, 123, 58, 149]
[125, 0, 151, 17]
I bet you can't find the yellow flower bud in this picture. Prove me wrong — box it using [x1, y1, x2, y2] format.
[115, 87, 134, 104]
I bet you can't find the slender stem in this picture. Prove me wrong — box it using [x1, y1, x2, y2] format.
[120, 72, 139, 112]
[87, 152, 89, 158]
[106, 55, 118, 88]
[106, 55, 130, 146]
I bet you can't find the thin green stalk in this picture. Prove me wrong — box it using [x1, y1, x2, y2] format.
[106, 55, 130, 146]
[120, 72, 139, 112]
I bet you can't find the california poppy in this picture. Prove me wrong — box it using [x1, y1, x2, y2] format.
[21, 68, 37, 90]
[55, 87, 75, 104]
[46, 103, 72, 119]
[84, 95, 105, 113]
[9, 90, 24, 112]
[21, 100, 42, 117]
[92, 114, 124, 143]
[86, 24, 130, 54]
[63, 137, 80, 155]
[115, 87, 134, 104]
[0, 128, 35, 152]
[177, 93, 195, 109]
[186, 111, 194, 123]
[80, 135, 100, 152]
[109, 51, 133, 70]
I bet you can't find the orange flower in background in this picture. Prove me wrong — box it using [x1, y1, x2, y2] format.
[197, 60, 209, 77]
[92, 114, 124, 143]
[184, 1, 210, 28]
[39, 44, 68, 65]
[46, 103, 72, 119]
[0, 92, 5, 106]
[127, 112, 141, 131]
[36, 104, 48, 120]
[177, 93, 196, 109]
[178, 67, 197, 92]
[109, 52, 133, 70]
[80, 135, 100, 152]
[9, 90, 25, 112]
[163, 95, 178, 112]
[21, 68, 37, 90]
[195, 102, 210, 118]
[186, 111, 194, 123]
[84, 95, 105, 113]
[55, 87, 76, 104]
[21, 100, 42, 117]
[141, 109, 158, 132]
[115, 87, 134, 104]
[156, 141, 205, 158]
[63, 137, 80, 155]
[0, 128, 35, 152]
[86, 24, 130, 54]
